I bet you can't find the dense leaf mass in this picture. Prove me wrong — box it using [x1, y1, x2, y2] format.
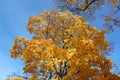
[9, 11, 120, 80]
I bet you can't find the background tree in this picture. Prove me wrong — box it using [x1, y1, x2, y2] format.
[104, 0, 120, 32]
[7, 10, 120, 80]
[53, 0, 119, 32]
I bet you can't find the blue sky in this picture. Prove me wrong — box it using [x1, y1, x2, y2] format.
[0, 0, 52, 79]
[0, 0, 120, 80]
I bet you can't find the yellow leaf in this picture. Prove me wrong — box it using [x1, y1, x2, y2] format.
[111, 0, 118, 6]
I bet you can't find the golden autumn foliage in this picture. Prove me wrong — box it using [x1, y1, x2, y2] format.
[111, 0, 118, 6]
[8, 10, 120, 80]
[6, 77, 24, 80]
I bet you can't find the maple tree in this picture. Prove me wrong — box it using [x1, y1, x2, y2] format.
[7, 10, 120, 80]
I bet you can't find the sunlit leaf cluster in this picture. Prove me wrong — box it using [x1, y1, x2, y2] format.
[111, 0, 118, 6]
[7, 77, 24, 80]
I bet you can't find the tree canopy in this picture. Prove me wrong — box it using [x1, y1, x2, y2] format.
[7, 10, 120, 80]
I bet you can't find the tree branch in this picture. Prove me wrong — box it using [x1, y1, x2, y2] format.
[81, 0, 96, 11]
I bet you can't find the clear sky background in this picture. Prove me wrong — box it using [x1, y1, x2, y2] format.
[0, 0, 120, 80]
[0, 0, 52, 79]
